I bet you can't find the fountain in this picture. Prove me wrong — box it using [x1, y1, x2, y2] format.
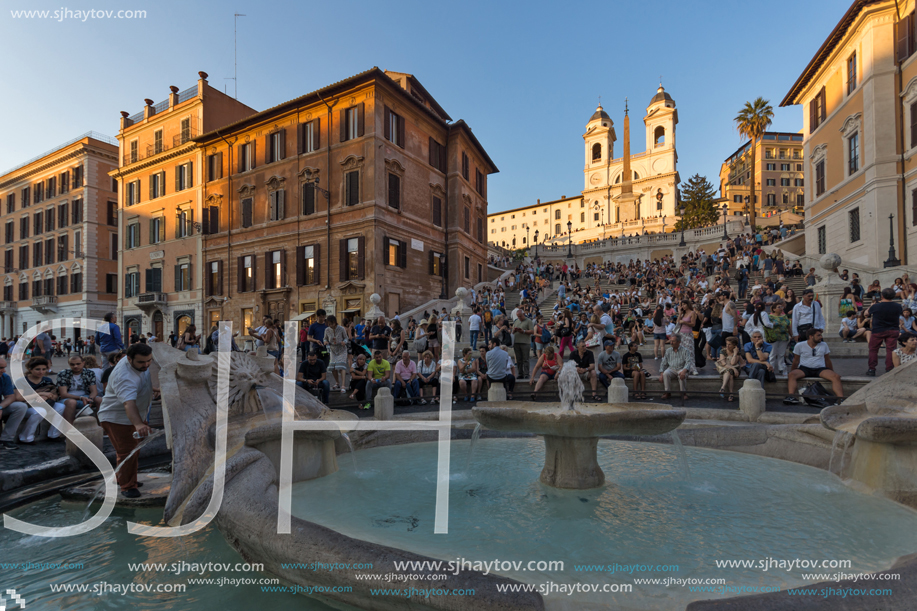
[821, 359, 917, 507]
[472, 361, 686, 489]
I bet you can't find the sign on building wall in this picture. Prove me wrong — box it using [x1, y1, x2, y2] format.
[411, 238, 424, 252]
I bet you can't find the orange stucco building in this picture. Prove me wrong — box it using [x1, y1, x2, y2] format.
[195, 67, 497, 333]
[110, 72, 256, 339]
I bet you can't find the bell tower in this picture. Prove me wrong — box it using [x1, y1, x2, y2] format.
[644, 84, 677, 152]
[583, 104, 616, 191]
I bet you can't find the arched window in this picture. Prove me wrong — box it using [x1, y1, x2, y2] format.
[634, 171, 640, 180]
[580, 212, 585, 222]
[555, 223, 561, 234]
[654, 126, 665, 146]
[592, 143, 601, 161]
[554, 210, 561, 220]
[615, 174, 621, 184]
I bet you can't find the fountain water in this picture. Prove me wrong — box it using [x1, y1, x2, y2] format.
[82, 429, 166, 518]
[828, 430, 846, 475]
[340, 432, 357, 472]
[465, 423, 484, 472]
[556, 361, 583, 411]
[669, 430, 691, 481]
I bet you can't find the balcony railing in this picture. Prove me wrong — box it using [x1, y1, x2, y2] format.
[137, 292, 167, 305]
[33, 296, 57, 306]
[174, 126, 198, 147]
[0, 301, 15, 311]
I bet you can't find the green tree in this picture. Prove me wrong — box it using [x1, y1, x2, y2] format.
[734, 97, 774, 228]
[675, 174, 719, 231]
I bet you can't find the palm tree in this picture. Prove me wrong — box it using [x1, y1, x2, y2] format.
[734, 97, 774, 229]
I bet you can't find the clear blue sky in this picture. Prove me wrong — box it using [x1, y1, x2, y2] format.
[0, 0, 848, 213]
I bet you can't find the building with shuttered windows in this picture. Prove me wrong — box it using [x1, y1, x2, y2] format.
[0, 132, 118, 340]
[110, 72, 256, 339]
[195, 67, 496, 332]
[781, 0, 917, 267]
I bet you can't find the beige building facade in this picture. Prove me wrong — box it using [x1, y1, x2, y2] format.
[782, 0, 917, 268]
[0, 133, 119, 340]
[718, 132, 806, 217]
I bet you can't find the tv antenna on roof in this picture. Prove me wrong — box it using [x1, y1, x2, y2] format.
[227, 13, 246, 99]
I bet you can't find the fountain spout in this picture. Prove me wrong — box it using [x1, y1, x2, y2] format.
[557, 361, 584, 411]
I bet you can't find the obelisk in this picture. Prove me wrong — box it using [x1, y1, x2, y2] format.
[616, 99, 639, 223]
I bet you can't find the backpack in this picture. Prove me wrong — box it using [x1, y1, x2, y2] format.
[734, 268, 744, 282]
[540, 326, 552, 345]
[483, 310, 493, 323]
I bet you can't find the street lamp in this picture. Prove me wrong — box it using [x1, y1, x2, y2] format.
[525, 224, 530, 254]
[533, 229, 539, 258]
[566, 220, 574, 259]
[678, 203, 686, 247]
[722, 203, 729, 240]
[885, 213, 901, 268]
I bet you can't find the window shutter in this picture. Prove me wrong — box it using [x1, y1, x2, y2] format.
[250, 141, 256, 169]
[398, 115, 405, 149]
[188, 162, 194, 187]
[279, 128, 286, 160]
[160, 171, 167, 196]
[911, 102, 917, 149]
[159, 217, 166, 242]
[149, 176, 154, 200]
[210, 206, 219, 233]
[150, 218, 156, 244]
[400, 240, 407, 268]
[278, 190, 285, 219]
[384, 106, 391, 140]
[429, 137, 435, 165]
[280, 249, 287, 286]
[217, 260, 223, 295]
[265, 253, 271, 289]
[175, 166, 181, 191]
[383, 236, 389, 267]
[313, 118, 320, 150]
[313, 243, 320, 285]
[429, 250, 434, 275]
[913, 188, 917, 226]
[237, 144, 244, 173]
[266, 134, 273, 164]
[174, 264, 180, 292]
[357, 236, 365, 279]
[237, 257, 244, 292]
[339, 239, 347, 281]
[125, 274, 131, 297]
[202, 207, 210, 235]
[357, 102, 364, 137]
[819, 87, 826, 122]
[145, 268, 153, 292]
[297, 123, 303, 154]
[339, 108, 346, 141]
[898, 16, 911, 62]
[296, 245, 305, 285]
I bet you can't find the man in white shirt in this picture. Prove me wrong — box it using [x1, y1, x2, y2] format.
[97, 344, 156, 498]
[791, 289, 826, 341]
[469, 308, 483, 350]
[784, 328, 843, 404]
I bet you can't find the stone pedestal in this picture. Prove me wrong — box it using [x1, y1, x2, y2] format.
[374, 387, 394, 421]
[487, 381, 506, 402]
[540, 435, 604, 489]
[66, 415, 104, 466]
[812, 253, 849, 334]
[739, 379, 766, 421]
[365, 293, 385, 322]
[607, 377, 629, 404]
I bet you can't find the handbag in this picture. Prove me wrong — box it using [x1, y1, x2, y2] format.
[801, 381, 838, 408]
[585, 334, 601, 348]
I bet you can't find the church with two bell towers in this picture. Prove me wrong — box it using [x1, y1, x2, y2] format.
[486, 85, 681, 250]
[582, 85, 680, 226]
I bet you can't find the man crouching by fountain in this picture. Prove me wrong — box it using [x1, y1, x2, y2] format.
[97, 343, 155, 498]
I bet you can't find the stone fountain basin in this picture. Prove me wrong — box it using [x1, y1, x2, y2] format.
[822, 403, 917, 445]
[473, 402, 686, 438]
